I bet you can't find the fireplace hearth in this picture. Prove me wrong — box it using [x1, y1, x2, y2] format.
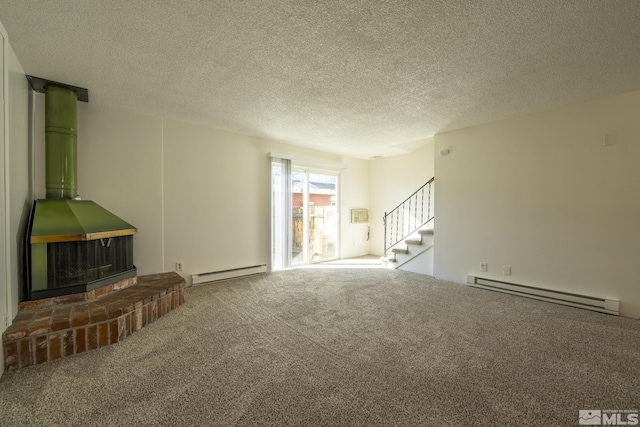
[3, 272, 186, 371]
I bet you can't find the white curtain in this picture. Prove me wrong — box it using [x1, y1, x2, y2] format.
[271, 157, 292, 270]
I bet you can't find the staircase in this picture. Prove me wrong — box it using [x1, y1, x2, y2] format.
[382, 228, 434, 273]
[381, 178, 435, 275]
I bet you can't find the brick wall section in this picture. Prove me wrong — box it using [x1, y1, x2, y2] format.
[18, 277, 138, 311]
[2, 272, 186, 372]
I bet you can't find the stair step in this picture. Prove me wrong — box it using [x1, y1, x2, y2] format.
[418, 229, 434, 235]
[392, 248, 409, 255]
[380, 256, 396, 263]
[405, 238, 422, 245]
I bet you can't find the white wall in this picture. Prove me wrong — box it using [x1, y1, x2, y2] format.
[339, 156, 370, 259]
[435, 90, 640, 318]
[162, 118, 370, 276]
[369, 140, 435, 255]
[0, 22, 6, 379]
[7, 36, 29, 314]
[33, 102, 370, 282]
[162, 118, 271, 276]
[1, 21, 30, 377]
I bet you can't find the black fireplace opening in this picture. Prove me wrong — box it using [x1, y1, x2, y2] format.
[47, 235, 134, 289]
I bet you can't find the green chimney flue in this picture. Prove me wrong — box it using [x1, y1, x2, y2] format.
[45, 86, 78, 199]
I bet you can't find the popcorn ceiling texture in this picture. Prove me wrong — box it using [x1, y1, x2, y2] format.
[1, 1, 640, 157]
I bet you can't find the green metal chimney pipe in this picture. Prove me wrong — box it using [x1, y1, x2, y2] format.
[45, 86, 78, 199]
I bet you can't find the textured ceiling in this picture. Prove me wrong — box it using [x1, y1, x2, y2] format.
[1, 1, 640, 158]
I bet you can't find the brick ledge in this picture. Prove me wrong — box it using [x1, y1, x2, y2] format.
[19, 276, 138, 311]
[3, 272, 186, 371]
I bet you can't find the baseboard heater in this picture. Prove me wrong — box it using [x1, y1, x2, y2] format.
[466, 275, 619, 316]
[192, 264, 267, 285]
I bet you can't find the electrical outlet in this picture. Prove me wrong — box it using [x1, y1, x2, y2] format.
[503, 265, 511, 276]
[480, 262, 488, 272]
[176, 261, 184, 271]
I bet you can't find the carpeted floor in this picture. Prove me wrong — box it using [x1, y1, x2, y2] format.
[1, 268, 639, 426]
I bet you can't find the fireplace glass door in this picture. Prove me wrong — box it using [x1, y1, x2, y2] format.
[46, 235, 134, 289]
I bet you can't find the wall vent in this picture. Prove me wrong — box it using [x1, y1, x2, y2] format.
[466, 275, 619, 316]
[350, 208, 369, 224]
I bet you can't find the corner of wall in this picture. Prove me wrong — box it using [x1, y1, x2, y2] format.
[0, 22, 31, 333]
[368, 141, 435, 256]
[339, 156, 371, 258]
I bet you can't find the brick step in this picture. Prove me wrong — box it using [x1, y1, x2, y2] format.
[2, 272, 186, 372]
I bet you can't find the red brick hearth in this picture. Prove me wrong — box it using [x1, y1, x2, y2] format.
[2, 272, 186, 372]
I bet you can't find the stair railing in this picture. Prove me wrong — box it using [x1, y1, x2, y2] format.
[383, 178, 434, 256]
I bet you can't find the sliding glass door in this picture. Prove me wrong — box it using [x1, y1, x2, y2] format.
[306, 170, 339, 263]
[272, 160, 339, 269]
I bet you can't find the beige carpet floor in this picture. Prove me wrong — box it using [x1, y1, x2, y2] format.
[1, 268, 639, 426]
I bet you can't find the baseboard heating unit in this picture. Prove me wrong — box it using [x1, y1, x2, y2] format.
[192, 264, 267, 285]
[466, 275, 619, 315]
